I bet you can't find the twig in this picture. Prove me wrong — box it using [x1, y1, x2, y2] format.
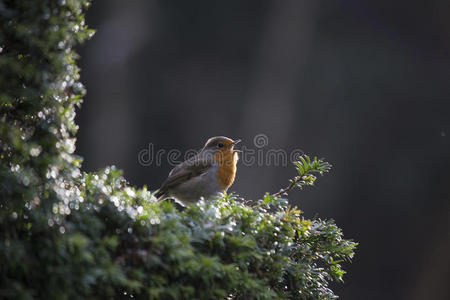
[271, 176, 303, 198]
[271, 155, 331, 198]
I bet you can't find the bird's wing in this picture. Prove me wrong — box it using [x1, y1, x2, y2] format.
[155, 155, 213, 199]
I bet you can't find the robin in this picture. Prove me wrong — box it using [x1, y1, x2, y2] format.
[155, 136, 241, 206]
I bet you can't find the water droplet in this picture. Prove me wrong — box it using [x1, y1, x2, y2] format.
[30, 146, 42, 157]
[59, 226, 65, 234]
[125, 187, 135, 198]
[22, 176, 30, 186]
[149, 218, 158, 225]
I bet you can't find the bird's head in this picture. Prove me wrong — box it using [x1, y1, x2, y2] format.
[201, 136, 241, 165]
[202, 136, 241, 154]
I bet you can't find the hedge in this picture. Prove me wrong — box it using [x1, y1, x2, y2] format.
[0, 1, 357, 299]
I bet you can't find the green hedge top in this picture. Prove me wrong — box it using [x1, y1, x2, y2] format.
[0, 1, 357, 299]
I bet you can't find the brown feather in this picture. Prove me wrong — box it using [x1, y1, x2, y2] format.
[214, 150, 238, 189]
[155, 156, 213, 199]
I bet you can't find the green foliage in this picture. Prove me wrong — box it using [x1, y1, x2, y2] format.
[0, 1, 357, 299]
[272, 156, 332, 198]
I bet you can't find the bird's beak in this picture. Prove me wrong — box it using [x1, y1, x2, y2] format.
[231, 139, 242, 153]
[231, 139, 241, 146]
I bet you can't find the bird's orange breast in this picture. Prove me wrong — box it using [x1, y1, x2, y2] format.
[214, 150, 238, 189]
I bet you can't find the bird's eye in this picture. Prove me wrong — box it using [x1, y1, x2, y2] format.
[217, 143, 224, 148]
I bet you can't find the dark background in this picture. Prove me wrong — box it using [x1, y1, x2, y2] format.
[77, 1, 450, 299]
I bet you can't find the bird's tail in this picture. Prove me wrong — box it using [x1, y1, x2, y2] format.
[154, 189, 166, 201]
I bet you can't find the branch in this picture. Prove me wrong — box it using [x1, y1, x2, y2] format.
[272, 155, 332, 198]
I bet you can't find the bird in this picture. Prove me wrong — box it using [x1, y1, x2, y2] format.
[155, 136, 241, 206]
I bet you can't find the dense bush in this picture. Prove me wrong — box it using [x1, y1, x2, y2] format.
[0, 1, 356, 299]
